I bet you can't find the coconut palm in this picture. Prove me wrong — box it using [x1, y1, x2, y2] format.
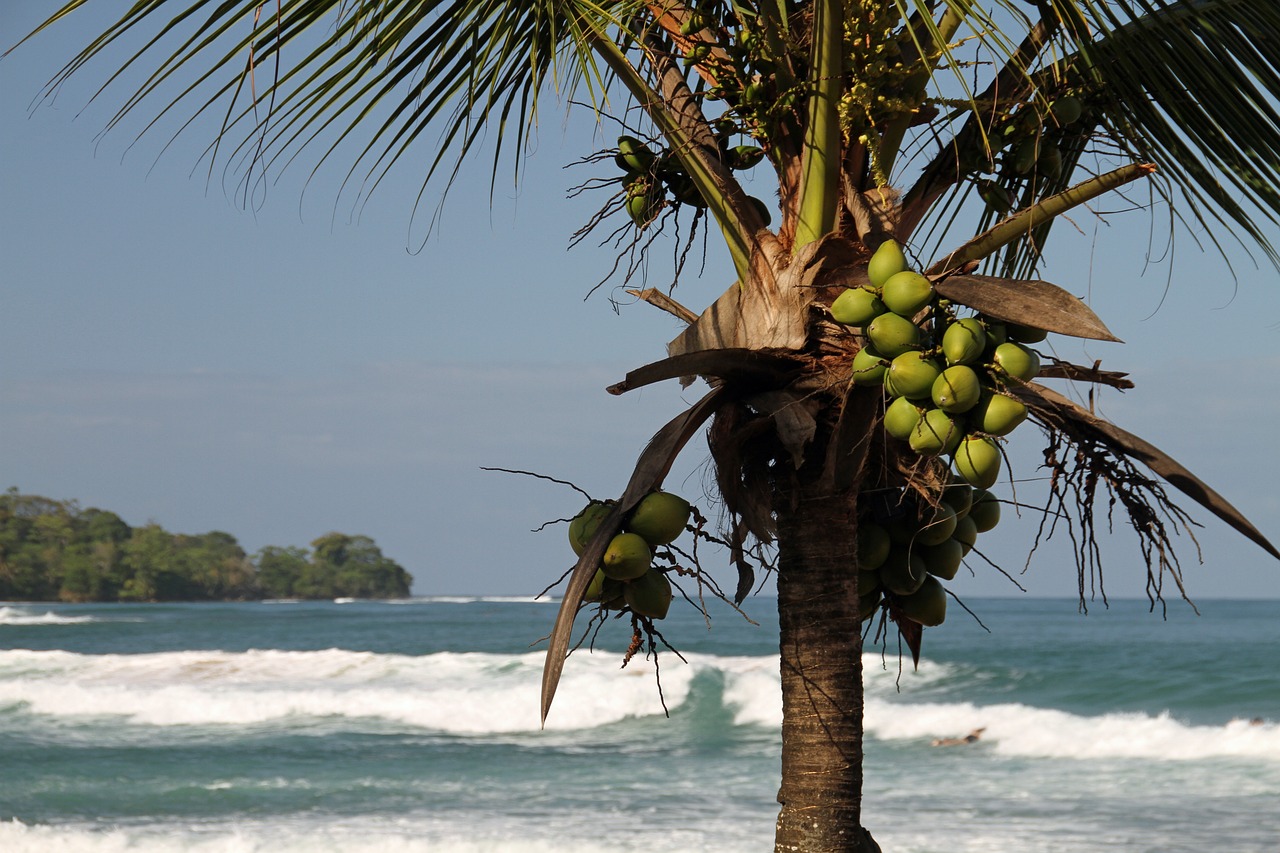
[14, 2, 1280, 850]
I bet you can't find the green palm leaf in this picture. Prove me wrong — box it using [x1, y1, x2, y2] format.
[15, 1, 646, 206]
[910, 0, 1280, 272]
[1077, 0, 1280, 263]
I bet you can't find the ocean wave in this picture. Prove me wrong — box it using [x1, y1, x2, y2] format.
[0, 818, 716, 853]
[2, 647, 1275, 762]
[865, 697, 1280, 761]
[0, 647, 700, 733]
[0, 606, 99, 626]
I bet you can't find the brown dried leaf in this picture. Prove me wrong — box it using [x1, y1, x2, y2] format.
[1020, 383, 1280, 560]
[888, 604, 924, 668]
[1039, 360, 1134, 389]
[934, 274, 1122, 342]
[606, 349, 803, 396]
[666, 235, 850, 360]
[540, 387, 727, 725]
[730, 519, 755, 605]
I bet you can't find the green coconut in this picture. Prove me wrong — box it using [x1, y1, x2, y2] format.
[679, 10, 709, 35]
[942, 317, 987, 365]
[982, 319, 1009, 348]
[932, 365, 982, 413]
[915, 503, 959, 547]
[857, 521, 892, 570]
[727, 144, 765, 170]
[746, 195, 772, 226]
[951, 515, 978, 554]
[879, 546, 930, 596]
[941, 483, 974, 520]
[898, 575, 948, 627]
[625, 569, 674, 619]
[868, 239, 909, 288]
[1038, 142, 1063, 179]
[955, 436, 1002, 489]
[866, 311, 922, 358]
[569, 501, 613, 556]
[626, 184, 663, 227]
[666, 172, 707, 208]
[991, 342, 1040, 382]
[884, 396, 924, 441]
[617, 136, 656, 173]
[1007, 322, 1048, 344]
[626, 491, 692, 546]
[969, 489, 1002, 532]
[601, 532, 653, 581]
[921, 538, 964, 581]
[587, 571, 627, 609]
[832, 287, 887, 327]
[851, 346, 889, 386]
[972, 391, 1028, 437]
[886, 353, 943, 400]
[583, 568, 608, 602]
[881, 270, 935, 317]
[977, 180, 1012, 214]
[1050, 96, 1084, 126]
[1010, 138, 1039, 174]
[910, 408, 964, 456]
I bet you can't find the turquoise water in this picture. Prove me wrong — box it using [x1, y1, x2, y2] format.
[1, 597, 1278, 852]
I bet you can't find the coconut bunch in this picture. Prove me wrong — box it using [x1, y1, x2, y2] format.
[613, 133, 770, 228]
[566, 491, 693, 619]
[829, 239, 1045, 626]
[974, 93, 1090, 213]
[856, 483, 1002, 628]
[833, 238, 1044, 490]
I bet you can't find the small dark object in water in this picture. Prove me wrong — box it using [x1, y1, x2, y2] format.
[931, 727, 986, 747]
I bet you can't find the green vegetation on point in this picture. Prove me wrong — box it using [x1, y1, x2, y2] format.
[0, 488, 412, 601]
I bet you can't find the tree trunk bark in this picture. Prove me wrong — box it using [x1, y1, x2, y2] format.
[773, 483, 878, 852]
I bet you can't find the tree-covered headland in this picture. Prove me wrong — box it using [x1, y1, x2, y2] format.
[0, 489, 412, 602]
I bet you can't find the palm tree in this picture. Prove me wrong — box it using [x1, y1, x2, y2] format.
[14, 2, 1280, 850]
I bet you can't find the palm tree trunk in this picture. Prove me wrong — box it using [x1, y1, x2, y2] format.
[773, 484, 878, 853]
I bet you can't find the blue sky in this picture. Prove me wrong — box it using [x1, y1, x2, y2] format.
[3, 5, 1279, 604]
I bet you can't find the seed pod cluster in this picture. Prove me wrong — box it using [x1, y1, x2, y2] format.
[613, 134, 770, 228]
[830, 238, 1044, 491]
[970, 91, 1090, 213]
[567, 491, 693, 620]
[856, 484, 1003, 627]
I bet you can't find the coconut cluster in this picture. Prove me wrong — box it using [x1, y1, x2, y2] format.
[855, 484, 1002, 627]
[613, 133, 771, 228]
[975, 93, 1089, 212]
[567, 491, 693, 620]
[831, 239, 1044, 625]
[836, 239, 1043, 489]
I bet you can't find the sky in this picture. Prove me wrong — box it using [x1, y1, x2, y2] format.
[3, 5, 1280, 604]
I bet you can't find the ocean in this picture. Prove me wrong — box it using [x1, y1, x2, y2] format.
[1, 596, 1277, 852]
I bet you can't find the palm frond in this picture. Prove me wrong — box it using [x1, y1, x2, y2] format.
[1073, 0, 1280, 264]
[15, 1, 647, 207]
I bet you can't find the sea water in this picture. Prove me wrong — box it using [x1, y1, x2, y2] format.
[1, 597, 1277, 852]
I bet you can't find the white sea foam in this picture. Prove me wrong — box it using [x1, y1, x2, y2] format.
[0, 817, 728, 853]
[2, 647, 1275, 762]
[0, 606, 98, 626]
[865, 697, 1280, 761]
[0, 647, 695, 733]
